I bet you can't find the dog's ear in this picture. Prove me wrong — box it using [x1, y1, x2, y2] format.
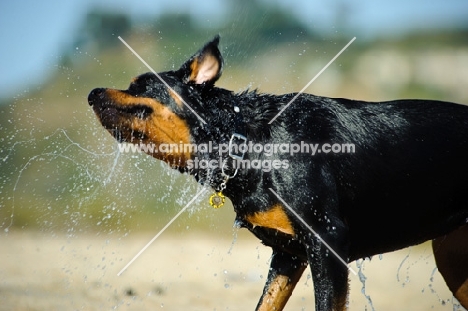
[178, 35, 223, 86]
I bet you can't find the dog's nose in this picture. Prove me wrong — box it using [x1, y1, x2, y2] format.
[88, 88, 105, 106]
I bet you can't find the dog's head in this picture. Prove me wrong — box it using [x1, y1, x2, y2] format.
[88, 36, 225, 169]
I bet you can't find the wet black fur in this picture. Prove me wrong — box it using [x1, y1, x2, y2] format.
[89, 36, 468, 310]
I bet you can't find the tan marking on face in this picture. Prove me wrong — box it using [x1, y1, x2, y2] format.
[245, 204, 295, 236]
[105, 89, 192, 166]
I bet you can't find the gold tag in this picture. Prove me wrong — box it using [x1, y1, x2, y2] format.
[209, 192, 225, 209]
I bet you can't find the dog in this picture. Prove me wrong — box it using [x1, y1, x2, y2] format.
[88, 36, 468, 311]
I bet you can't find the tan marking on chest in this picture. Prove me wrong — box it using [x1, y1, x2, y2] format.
[245, 204, 295, 236]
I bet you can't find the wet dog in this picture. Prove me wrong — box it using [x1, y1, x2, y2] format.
[88, 36, 468, 310]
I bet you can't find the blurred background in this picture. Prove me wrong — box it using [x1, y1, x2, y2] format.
[0, 0, 467, 309]
[1, 0, 467, 233]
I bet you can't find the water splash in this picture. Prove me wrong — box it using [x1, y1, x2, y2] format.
[227, 225, 240, 255]
[356, 258, 375, 311]
[396, 248, 411, 286]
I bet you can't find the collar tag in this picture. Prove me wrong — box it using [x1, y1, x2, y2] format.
[209, 191, 225, 209]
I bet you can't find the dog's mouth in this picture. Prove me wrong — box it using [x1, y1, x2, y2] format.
[88, 87, 193, 167]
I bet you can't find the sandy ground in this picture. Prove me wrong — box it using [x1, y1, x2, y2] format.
[0, 230, 466, 311]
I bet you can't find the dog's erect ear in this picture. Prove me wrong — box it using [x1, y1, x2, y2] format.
[178, 35, 223, 86]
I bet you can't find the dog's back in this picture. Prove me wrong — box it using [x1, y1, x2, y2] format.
[292, 98, 468, 259]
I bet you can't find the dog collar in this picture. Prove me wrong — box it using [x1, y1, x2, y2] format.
[222, 104, 247, 177]
[210, 105, 247, 209]
[219, 104, 247, 178]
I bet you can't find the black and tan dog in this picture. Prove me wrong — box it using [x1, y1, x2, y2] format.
[88, 36, 468, 310]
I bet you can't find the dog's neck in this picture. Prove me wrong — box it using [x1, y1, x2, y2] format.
[189, 88, 276, 193]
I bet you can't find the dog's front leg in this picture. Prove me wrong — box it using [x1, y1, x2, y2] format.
[307, 235, 349, 311]
[256, 249, 307, 311]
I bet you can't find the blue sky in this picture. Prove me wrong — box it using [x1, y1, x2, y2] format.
[1, 0, 467, 99]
